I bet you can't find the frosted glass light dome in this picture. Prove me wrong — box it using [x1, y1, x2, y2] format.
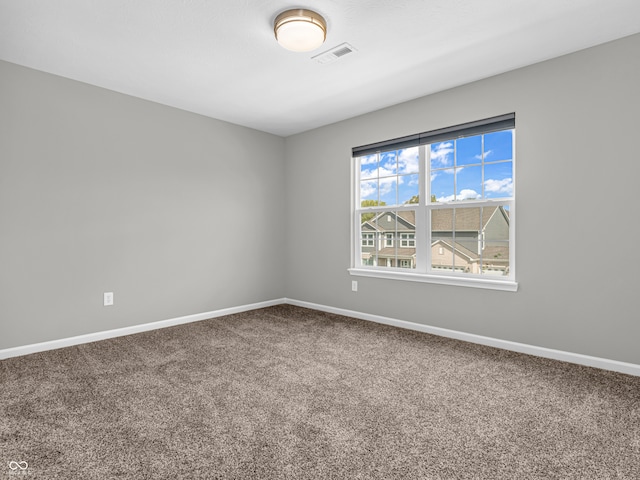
[274, 9, 327, 52]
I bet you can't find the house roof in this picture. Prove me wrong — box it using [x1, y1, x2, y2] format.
[432, 239, 476, 260]
[431, 206, 506, 232]
[482, 245, 510, 264]
[363, 210, 416, 232]
[375, 247, 416, 259]
[432, 239, 509, 263]
[363, 206, 508, 233]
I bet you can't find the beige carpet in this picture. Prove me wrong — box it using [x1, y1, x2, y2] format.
[1, 305, 639, 479]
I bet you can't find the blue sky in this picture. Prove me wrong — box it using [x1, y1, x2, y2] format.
[360, 147, 419, 205]
[360, 130, 513, 205]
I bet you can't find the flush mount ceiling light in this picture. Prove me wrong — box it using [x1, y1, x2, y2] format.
[274, 9, 327, 52]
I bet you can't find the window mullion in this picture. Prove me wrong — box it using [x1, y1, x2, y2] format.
[376, 152, 382, 205]
[481, 134, 485, 199]
[416, 145, 428, 273]
[453, 140, 457, 201]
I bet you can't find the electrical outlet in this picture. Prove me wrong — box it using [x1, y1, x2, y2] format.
[351, 280, 358, 292]
[104, 292, 114, 306]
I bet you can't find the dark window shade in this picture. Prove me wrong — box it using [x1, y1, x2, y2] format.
[352, 113, 515, 157]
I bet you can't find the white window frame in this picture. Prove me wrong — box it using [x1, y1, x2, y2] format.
[349, 114, 517, 292]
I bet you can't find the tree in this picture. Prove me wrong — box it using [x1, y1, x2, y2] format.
[360, 200, 386, 223]
[402, 195, 437, 204]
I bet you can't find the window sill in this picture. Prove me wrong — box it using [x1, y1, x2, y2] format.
[348, 268, 518, 292]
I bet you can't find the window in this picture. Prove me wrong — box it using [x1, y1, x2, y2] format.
[350, 114, 517, 291]
[362, 233, 375, 247]
[385, 233, 394, 247]
[400, 233, 415, 247]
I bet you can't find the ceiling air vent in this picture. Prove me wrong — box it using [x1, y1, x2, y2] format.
[312, 43, 357, 64]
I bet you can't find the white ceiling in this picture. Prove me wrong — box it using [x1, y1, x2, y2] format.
[1, 0, 639, 137]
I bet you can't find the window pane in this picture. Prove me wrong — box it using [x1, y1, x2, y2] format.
[480, 206, 510, 276]
[430, 205, 511, 275]
[454, 207, 481, 274]
[380, 151, 397, 175]
[456, 135, 482, 166]
[360, 180, 378, 203]
[431, 209, 453, 241]
[361, 211, 376, 226]
[398, 147, 419, 174]
[378, 212, 397, 232]
[360, 213, 377, 266]
[379, 177, 398, 205]
[482, 240, 510, 276]
[399, 174, 419, 204]
[429, 206, 511, 275]
[456, 166, 482, 201]
[484, 130, 513, 162]
[360, 154, 378, 180]
[431, 141, 454, 170]
[396, 210, 416, 269]
[484, 162, 513, 199]
[358, 210, 417, 269]
[378, 213, 397, 268]
[431, 208, 454, 272]
[430, 169, 454, 203]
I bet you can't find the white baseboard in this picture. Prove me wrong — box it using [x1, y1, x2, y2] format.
[3, 297, 639, 377]
[0, 298, 286, 360]
[284, 298, 640, 377]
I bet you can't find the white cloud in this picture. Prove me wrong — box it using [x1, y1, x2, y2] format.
[359, 154, 379, 178]
[431, 142, 453, 167]
[378, 166, 395, 177]
[361, 147, 419, 180]
[360, 177, 399, 201]
[379, 176, 397, 198]
[397, 148, 419, 174]
[459, 189, 480, 200]
[360, 168, 377, 179]
[484, 177, 513, 196]
[436, 189, 479, 202]
[360, 154, 378, 165]
[381, 152, 396, 172]
[443, 167, 463, 175]
[361, 164, 395, 180]
[360, 180, 377, 199]
[475, 149, 493, 161]
[436, 194, 455, 202]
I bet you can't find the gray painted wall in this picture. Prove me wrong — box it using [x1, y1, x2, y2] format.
[284, 33, 640, 365]
[2, 34, 639, 365]
[0, 61, 286, 349]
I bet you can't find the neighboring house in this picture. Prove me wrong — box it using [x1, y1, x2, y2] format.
[361, 206, 510, 275]
[362, 211, 417, 268]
